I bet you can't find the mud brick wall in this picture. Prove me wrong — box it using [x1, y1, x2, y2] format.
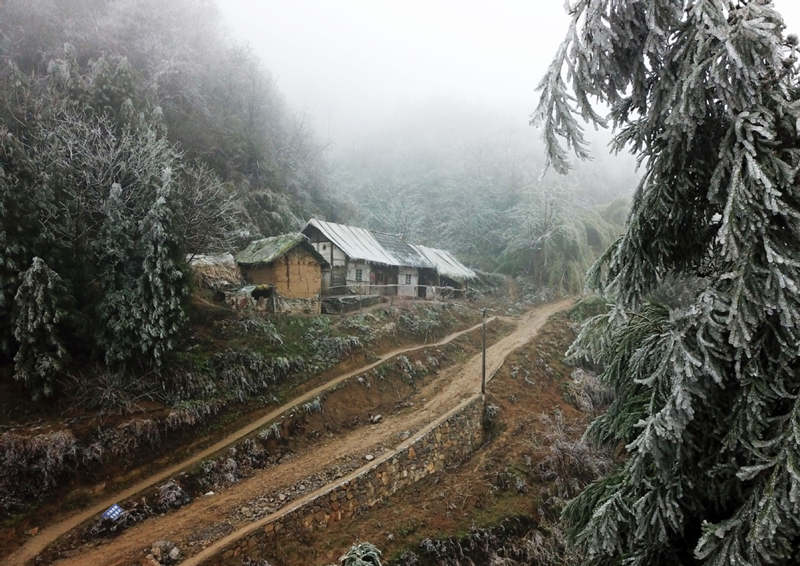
[202, 396, 485, 565]
[241, 247, 323, 299]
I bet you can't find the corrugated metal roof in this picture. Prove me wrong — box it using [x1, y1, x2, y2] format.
[236, 233, 328, 266]
[412, 245, 477, 281]
[303, 219, 433, 268]
[372, 231, 434, 269]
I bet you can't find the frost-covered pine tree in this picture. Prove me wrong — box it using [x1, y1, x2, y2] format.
[96, 183, 140, 364]
[0, 125, 51, 357]
[136, 168, 186, 366]
[12, 258, 69, 400]
[535, 1, 800, 564]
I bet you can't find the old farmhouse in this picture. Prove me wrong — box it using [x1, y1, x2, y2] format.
[234, 233, 329, 314]
[301, 219, 475, 298]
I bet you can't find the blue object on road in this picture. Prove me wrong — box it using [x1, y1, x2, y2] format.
[102, 503, 124, 521]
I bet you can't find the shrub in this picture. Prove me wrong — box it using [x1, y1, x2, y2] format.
[535, 411, 612, 500]
[398, 307, 444, 342]
[340, 542, 382, 566]
[563, 369, 613, 415]
[156, 480, 191, 511]
[302, 396, 322, 414]
[0, 430, 78, 514]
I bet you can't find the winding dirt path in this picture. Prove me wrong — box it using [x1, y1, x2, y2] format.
[5, 316, 500, 566]
[49, 299, 572, 566]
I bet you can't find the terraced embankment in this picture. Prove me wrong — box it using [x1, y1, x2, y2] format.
[182, 300, 572, 566]
[6, 313, 507, 566]
[12, 300, 571, 566]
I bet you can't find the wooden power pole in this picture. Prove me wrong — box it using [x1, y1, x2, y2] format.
[481, 308, 487, 395]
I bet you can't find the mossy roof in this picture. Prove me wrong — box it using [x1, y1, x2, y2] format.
[235, 233, 328, 267]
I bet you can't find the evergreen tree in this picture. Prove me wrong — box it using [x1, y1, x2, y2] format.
[536, 1, 800, 564]
[0, 130, 48, 356]
[12, 258, 70, 399]
[95, 183, 139, 364]
[0, 44, 244, 380]
[136, 168, 185, 366]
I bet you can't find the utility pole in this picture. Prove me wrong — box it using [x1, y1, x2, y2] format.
[481, 308, 487, 395]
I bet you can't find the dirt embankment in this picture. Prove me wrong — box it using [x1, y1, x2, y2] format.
[249, 305, 589, 566]
[26, 300, 571, 566]
[5, 309, 512, 566]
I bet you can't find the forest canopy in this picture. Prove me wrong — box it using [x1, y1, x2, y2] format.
[0, 0, 338, 397]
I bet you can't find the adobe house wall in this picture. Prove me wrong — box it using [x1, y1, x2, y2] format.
[241, 247, 322, 300]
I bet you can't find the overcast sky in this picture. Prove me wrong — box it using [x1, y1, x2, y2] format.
[219, 1, 800, 152]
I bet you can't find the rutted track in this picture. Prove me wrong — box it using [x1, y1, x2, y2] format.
[5, 315, 500, 566]
[185, 299, 573, 566]
[48, 299, 571, 566]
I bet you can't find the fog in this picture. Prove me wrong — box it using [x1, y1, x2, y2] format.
[219, 1, 566, 150]
[220, 0, 800, 159]
[3, 0, 799, 274]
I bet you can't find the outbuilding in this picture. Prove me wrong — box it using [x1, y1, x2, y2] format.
[234, 233, 329, 314]
[412, 244, 477, 297]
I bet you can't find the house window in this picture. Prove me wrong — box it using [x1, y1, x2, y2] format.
[405, 274, 412, 285]
[322, 244, 327, 250]
[356, 269, 363, 282]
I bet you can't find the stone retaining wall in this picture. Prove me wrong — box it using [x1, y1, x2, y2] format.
[201, 395, 485, 565]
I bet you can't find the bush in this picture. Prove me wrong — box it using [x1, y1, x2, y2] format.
[563, 369, 613, 415]
[535, 411, 612, 500]
[398, 307, 445, 342]
[0, 430, 78, 514]
[340, 542, 382, 566]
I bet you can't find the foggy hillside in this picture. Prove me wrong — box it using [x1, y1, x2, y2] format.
[329, 99, 636, 278]
[5, 2, 800, 566]
[1, 0, 338, 238]
[1, 0, 640, 295]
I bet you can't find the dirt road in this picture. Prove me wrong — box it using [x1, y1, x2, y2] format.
[5, 316, 500, 566]
[48, 299, 571, 566]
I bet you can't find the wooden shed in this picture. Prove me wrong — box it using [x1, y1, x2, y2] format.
[235, 233, 329, 314]
[411, 244, 477, 296]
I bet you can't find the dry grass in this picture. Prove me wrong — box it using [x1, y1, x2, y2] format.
[0, 431, 78, 514]
[188, 254, 242, 291]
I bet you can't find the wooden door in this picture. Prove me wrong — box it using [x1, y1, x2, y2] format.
[331, 266, 346, 294]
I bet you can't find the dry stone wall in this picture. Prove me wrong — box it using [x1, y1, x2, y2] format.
[200, 395, 486, 565]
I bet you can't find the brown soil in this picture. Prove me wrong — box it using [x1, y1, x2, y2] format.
[4, 311, 507, 566]
[256, 307, 586, 565]
[45, 300, 570, 566]
[38, 317, 513, 564]
[24, 299, 571, 566]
